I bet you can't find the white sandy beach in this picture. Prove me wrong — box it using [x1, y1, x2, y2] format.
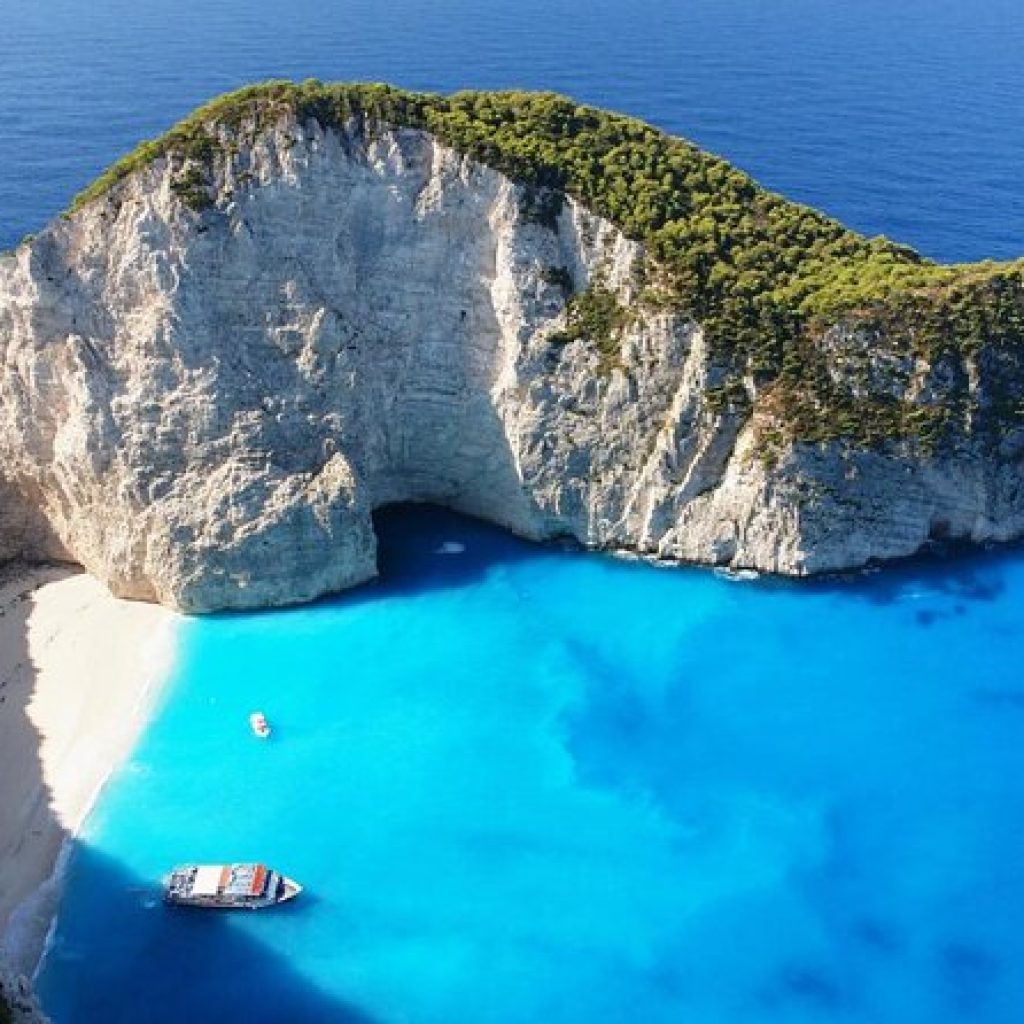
[0, 566, 176, 976]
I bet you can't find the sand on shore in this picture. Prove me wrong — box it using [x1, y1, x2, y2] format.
[0, 565, 177, 976]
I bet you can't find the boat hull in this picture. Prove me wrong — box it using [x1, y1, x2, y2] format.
[162, 865, 302, 909]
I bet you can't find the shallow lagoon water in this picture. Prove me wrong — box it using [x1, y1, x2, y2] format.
[38, 508, 1024, 1022]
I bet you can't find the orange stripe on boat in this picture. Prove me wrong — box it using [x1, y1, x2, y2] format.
[251, 864, 266, 895]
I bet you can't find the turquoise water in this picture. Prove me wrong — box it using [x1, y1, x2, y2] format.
[38, 509, 1024, 1022]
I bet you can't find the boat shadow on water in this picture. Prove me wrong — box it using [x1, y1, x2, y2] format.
[40, 844, 373, 1023]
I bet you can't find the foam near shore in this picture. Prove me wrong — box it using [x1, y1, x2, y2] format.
[0, 565, 177, 977]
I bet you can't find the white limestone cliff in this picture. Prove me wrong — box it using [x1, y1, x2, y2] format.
[1, 118, 1021, 611]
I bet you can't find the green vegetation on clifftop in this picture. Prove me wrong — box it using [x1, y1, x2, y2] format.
[66, 80, 1024, 452]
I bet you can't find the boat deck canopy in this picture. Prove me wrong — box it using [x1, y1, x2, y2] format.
[192, 865, 226, 897]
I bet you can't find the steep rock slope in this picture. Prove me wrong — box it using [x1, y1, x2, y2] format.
[1, 84, 1023, 611]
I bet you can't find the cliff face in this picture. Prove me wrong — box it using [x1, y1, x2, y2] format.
[1, 112, 1022, 611]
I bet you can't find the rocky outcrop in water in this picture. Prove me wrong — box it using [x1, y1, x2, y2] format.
[1, 93, 1023, 612]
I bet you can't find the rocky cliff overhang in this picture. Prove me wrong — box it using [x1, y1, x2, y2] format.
[1, 83, 1022, 611]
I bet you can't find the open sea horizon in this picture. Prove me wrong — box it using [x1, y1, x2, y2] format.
[6, 0, 1024, 1021]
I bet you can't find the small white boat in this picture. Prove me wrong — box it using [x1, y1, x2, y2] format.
[434, 541, 466, 555]
[249, 711, 271, 739]
[163, 863, 301, 909]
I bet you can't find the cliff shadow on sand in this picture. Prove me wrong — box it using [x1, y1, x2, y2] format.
[0, 564, 76, 980]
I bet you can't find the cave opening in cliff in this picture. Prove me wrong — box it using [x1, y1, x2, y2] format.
[369, 503, 543, 597]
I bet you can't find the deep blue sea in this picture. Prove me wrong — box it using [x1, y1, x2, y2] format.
[3, 0, 1024, 261]
[6, 0, 1023, 1021]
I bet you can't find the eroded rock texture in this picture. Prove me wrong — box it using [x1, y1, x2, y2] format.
[1, 119, 1022, 610]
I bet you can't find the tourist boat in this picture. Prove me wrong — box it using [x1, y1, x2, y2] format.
[163, 863, 302, 909]
[249, 711, 271, 738]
